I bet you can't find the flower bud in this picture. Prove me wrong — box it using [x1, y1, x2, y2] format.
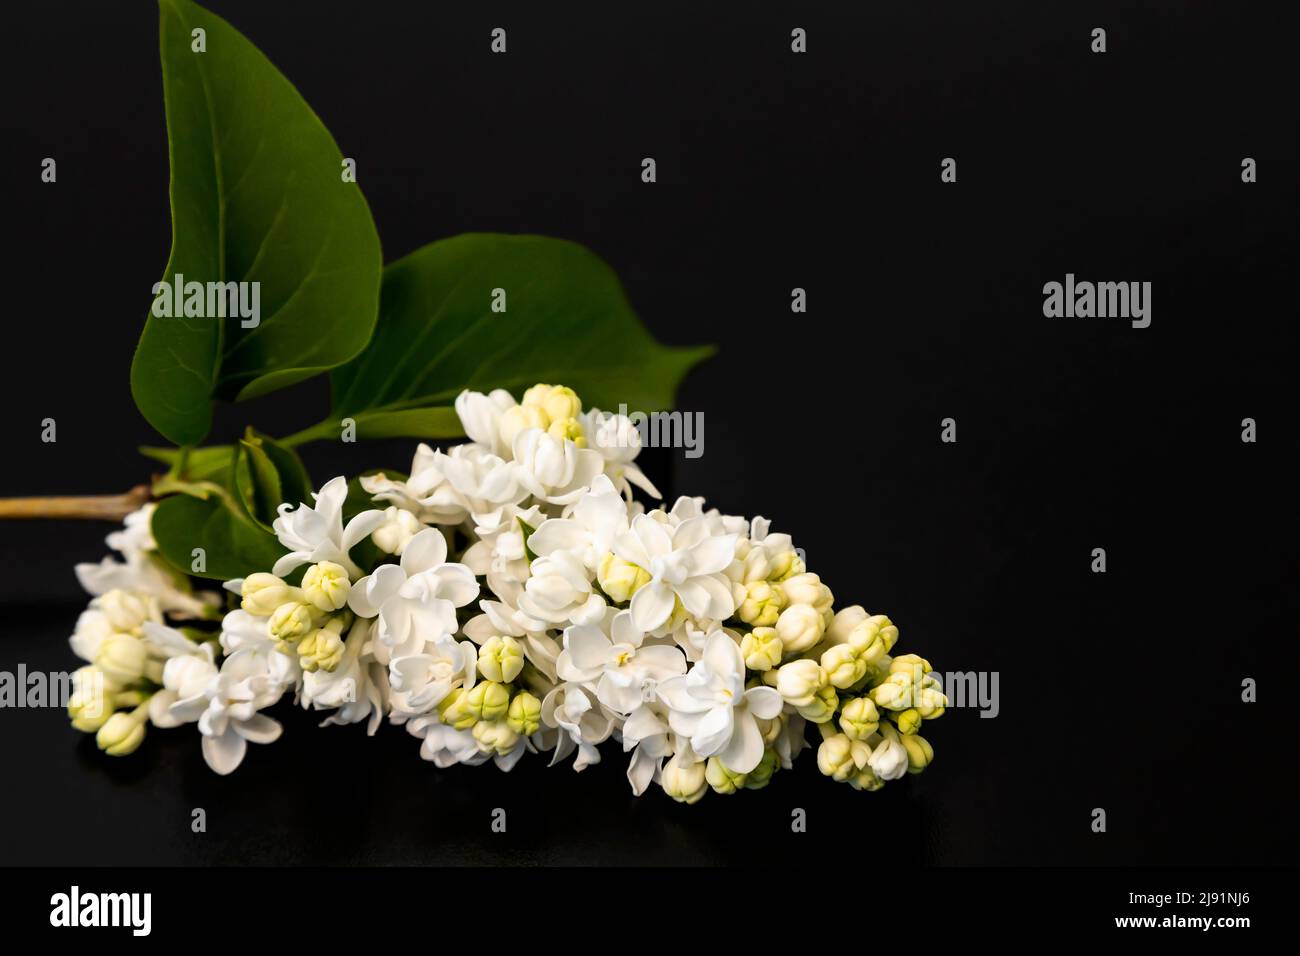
[737, 581, 786, 627]
[498, 404, 550, 450]
[547, 417, 587, 447]
[844, 614, 897, 666]
[438, 688, 477, 730]
[705, 757, 748, 795]
[96, 590, 156, 633]
[775, 659, 826, 707]
[781, 572, 833, 618]
[95, 633, 148, 684]
[478, 636, 525, 684]
[775, 603, 824, 654]
[462, 681, 510, 723]
[890, 654, 931, 677]
[96, 710, 146, 756]
[740, 627, 784, 671]
[867, 736, 909, 781]
[521, 383, 557, 409]
[821, 643, 867, 689]
[661, 754, 708, 804]
[850, 767, 885, 792]
[766, 547, 799, 582]
[267, 602, 316, 648]
[868, 672, 915, 711]
[67, 666, 119, 732]
[899, 733, 934, 773]
[797, 683, 839, 724]
[301, 561, 351, 612]
[893, 708, 923, 735]
[540, 386, 583, 422]
[241, 573, 301, 617]
[506, 690, 542, 736]
[473, 719, 520, 756]
[298, 628, 345, 673]
[817, 733, 869, 782]
[596, 553, 651, 603]
[839, 696, 880, 740]
[372, 506, 422, 555]
[744, 749, 779, 790]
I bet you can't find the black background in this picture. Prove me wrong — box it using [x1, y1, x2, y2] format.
[1, 0, 1297, 866]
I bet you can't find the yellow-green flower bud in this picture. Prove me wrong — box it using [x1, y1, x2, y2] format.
[498, 403, 550, 449]
[817, 733, 870, 782]
[67, 666, 119, 732]
[829, 608, 897, 665]
[547, 416, 587, 447]
[797, 683, 840, 724]
[890, 654, 932, 676]
[438, 687, 477, 730]
[781, 572, 834, 624]
[737, 580, 786, 627]
[744, 749, 779, 790]
[839, 696, 880, 740]
[869, 672, 916, 711]
[506, 690, 542, 736]
[298, 628, 345, 673]
[821, 643, 867, 689]
[95, 633, 149, 684]
[96, 709, 146, 756]
[240, 573, 301, 617]
[462, 681, 510, 723]
[775, 659, 826, 707]
[850, 767, 885, 791]
[740, 627, 784, 671]
[267, 602, 316, 648]
[300, 561, 351, 612]
[539, 385, 583, 422]
[775, 602, 824, 654]
[662, 755, 708, 804]
[766, 547, 799, 582]
[521, 383, 557, 409]
[756, 712, 785, 747]
[894, 708, 924, 735]
[473, 719, 520, 756]
[899, 733, 934, 773]
[478, 636, 524, 684]
[705, 757, 748, 794]
[597, 552, 652, 603]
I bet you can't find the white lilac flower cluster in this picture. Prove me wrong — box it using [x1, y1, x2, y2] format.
[67, 385, 947, 799]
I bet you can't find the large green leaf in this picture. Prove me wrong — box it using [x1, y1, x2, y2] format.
[329, 234, 713, 427]
[131, 0, 382, 446]
[151, 493, 287, 581]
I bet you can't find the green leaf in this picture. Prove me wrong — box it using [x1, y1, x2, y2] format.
[518, 516, 539, 564]
[282, 407, 463, 447]
[151, 493, 287, 581]
[131, 0, 382, 446]
[141, 444, 234, 483]
[234, 428, 313, 529]
[329, 234, 713, 429]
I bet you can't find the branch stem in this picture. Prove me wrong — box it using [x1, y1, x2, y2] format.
[0, 485, 152, 521]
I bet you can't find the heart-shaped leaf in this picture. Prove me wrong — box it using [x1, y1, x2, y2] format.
[329, 234, 713, 429]
[151, 492, 287, 581]
[131, 0, 382, 447]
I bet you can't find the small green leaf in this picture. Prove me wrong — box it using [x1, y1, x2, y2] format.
[141, 445, 235, 484]
[131, 0, 382, 446]
[518, 516, 539, 564]
[151, 493, 287, 581]
[330, 234, 713, 430]
[282, 407, 463, 447]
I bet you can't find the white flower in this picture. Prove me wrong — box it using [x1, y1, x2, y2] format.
[556, 610, 686, 714]
[361, 445, 470, 526]
[526, 474, 629, 571]
[217, 609, 301, 689]
[511, 428, 604, 505]
[656, 631, 782, 774]
[541, 682, 614, 771]
[76, 504, 215, 619]
[409, 716, 484, 768]
[372, 506, 423, 555]
[196, 651, 287, 775]
[581, 408, 661, 499]
[271, 476, 386, 579]
[298, 619, 390, 734]
[347, 527, 479, 661]
[621, 703, 674, 796]
[69, 609, 115, 664]
[518, 549, 606, 628]
[141, 623, 219, 728]
[455, 388, 518, 459]
[613, 514, 738, 632]
[388, 637, 478, 718]
[460, 502, 545, 600]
